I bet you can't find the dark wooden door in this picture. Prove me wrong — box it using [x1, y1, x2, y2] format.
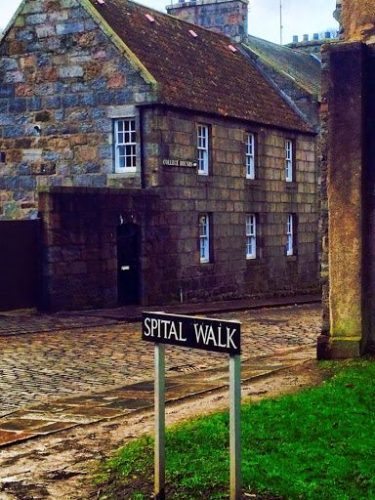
[0, 220, 41, 310]
[117, 223, 140, 305]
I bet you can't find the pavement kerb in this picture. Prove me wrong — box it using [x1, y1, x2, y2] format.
[0, 345, 316, 449]
[0, 294, 321, 338]
[85, 294, 321, 323]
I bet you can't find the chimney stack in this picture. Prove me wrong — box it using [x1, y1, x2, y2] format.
[166, 0, 249, 43]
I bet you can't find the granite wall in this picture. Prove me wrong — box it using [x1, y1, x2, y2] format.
[166, 0, 249, 42]
[341, 0, 375, 42]
[0, 0, 155, 220]
[144, 108, 319, 303]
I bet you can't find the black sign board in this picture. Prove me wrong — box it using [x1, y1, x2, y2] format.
[162, 159, 198, 168]
[142, 312, 241, 355]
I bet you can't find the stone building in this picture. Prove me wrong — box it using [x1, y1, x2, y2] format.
[286, 33, 337, 57]
[318, 0, 375, 358]
[0, 0, 319, 311]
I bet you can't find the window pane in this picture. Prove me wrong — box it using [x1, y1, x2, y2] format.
[197, 125, 209, 175]
[246, 133, 255, 179]
[287, 214, 294, 255]
[246, 214, 256, 259]
[285, 140, 293, 181]
[199, 215, 210, 262]
[115, 118, 137, 172]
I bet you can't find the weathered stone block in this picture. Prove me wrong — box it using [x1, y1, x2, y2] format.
[56, 21, 85, 36]
[58, 65, 84, 78]
[36, 25, 56, 39]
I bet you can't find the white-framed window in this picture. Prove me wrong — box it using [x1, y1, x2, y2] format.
[199, 214, 210, 263]
[197, 124, 209, 175]
[114, 118, 137, 173]
[246, 133, 255, 179]
[286, 213, 295, 256]
[246, 214, 257, 259]
[285, 139, 293, 182]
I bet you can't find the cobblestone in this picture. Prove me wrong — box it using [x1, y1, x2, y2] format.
[0, 304, 320, 417]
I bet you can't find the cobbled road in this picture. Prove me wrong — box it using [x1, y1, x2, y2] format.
[0, 304, 320, 416]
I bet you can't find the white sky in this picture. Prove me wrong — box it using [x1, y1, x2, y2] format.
[0, 0, 338, 45]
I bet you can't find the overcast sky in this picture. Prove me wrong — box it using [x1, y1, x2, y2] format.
[0, 0, 338, 45]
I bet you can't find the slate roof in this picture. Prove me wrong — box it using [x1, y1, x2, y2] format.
[242, 35, 321, 98]
[88, 0, 313, 133]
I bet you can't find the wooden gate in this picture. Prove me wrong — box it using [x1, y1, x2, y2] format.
[0, 220, 41, 311]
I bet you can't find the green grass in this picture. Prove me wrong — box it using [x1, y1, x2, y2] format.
[97, 360, 375, 499]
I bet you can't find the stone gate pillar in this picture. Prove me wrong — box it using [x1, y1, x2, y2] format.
[318, 42, 369, 358]
[318, 0, 375, 359]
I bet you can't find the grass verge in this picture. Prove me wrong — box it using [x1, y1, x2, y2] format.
[96, 360, 375, 499]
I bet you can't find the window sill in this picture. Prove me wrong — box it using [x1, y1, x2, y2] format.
[245, 178, 261, 187]
[197, 175, 213, 182]
[286, 255, 298, 262]
[199, 261, 215, 268]
[286, 181, 297, 191]
[246, 259, 259, 266]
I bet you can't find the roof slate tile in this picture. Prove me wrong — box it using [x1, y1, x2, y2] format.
[88, 0, 313, 133]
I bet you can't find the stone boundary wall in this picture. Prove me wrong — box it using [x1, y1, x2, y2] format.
[38, 187, 162, 310]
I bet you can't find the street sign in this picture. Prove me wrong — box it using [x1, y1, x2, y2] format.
[162, 158, 198, 168]
[142, 311, 242, 500]
[142, 311, 241, 355]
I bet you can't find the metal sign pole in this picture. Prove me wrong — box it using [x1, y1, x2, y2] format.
[155, 343, 166, 500]
[144, 312, 242, 499]
[229, 354, 241, 500]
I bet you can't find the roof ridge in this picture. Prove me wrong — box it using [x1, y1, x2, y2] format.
[246, 34, 316, 60]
